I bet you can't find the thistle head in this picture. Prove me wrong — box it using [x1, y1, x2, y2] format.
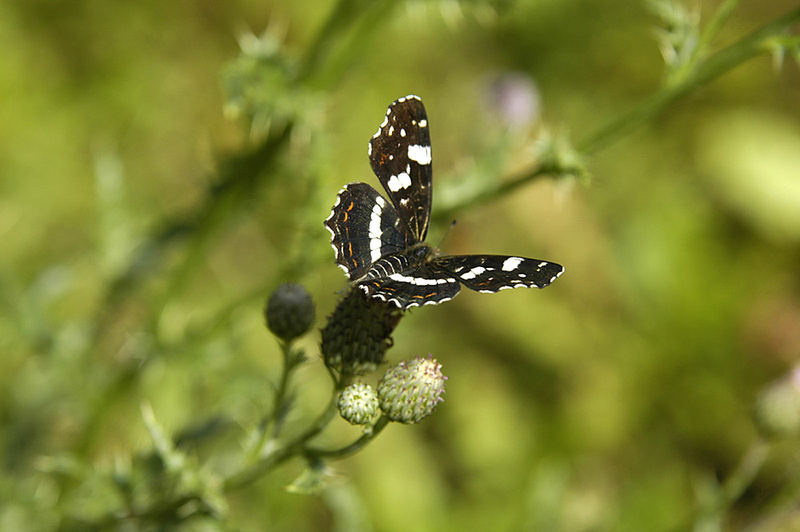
[377, 355, 447, 424]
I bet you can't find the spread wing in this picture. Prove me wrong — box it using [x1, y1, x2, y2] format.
[369, 95, 432, 243]
[324, 183, 408, 280]
[436, 255, 564, 293]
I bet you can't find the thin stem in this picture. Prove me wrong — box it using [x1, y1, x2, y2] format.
[305, 416, 390, 460]
[434, 165, 555, 224]
[270, 342, 295, 438]
[578, 6, 800, 155]
[690, 440, 771, 529]
[72, 124, 294, 459]
[224, 382, 343, 492]
[697, 0, 741, 58]
[298, 0, 392, 84]
[248, 341, 295, 462]
[434, 7, 800, 222]
[738, 443, 800, 530]
[719, 440, 770, 506]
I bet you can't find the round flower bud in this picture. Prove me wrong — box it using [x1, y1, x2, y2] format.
[338, 383, 380, 425]
[377, 356, 447, 424]
[754, 367, 800, 438]
[264, 284, 315, 342]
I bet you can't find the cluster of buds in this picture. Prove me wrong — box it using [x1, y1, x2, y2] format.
[265, 284, 448, 428]
[338, 356, 447, 425]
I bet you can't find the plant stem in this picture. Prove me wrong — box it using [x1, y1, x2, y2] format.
[224, 383, 342, 492]
[305, 416, 390, 460]
[697, 0, 741, 59]
[719, 440, 770, 506]
[298, 0, 392, 84]
[435, 7, 800, 222]
[579, 6, 800, 155]
[690, 440, 770, 529]
[248, 341, 295, 462]
[72, 124, 294, 459]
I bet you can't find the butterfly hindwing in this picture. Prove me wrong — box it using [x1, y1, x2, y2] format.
[324, 183, 408, 280]
[435, 255, 565, 293]
[369, 95, 432, 243]
[358, 261, 461, 309]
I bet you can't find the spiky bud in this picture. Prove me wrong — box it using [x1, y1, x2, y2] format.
[321, 288, 403, 375]
[338, 383, 380, 426]
[264, 284, 315, 342]
[377, 356, 447, 424]
[754, 367, 800, 438]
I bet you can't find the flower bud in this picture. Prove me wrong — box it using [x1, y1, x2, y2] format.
[754, 367, 800, 438]
[264, 284, 315, 342]
[377, 356, 447, 424]
[321, 288, 403, 375]
[338, 383, 380, 426]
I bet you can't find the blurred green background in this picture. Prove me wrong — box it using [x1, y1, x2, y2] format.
[2, 0, 800, 530]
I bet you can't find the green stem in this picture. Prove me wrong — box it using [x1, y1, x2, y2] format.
[70, 123, 294, 462]
[224, 383, 343, 492]
[305, 416, 390, 460]
[736, 441, 800, 529]
[248, 341, 295, 462]
[270, 343, 294, 438]
[298, 0, 392, 84]
[690, 440, 770, 528]
[579, 6, 800, 155]
[719, 440, 770, 506]
[435, 7, 800, 221]
[93, 123, 293, 346]
[696, 0, 741, 58]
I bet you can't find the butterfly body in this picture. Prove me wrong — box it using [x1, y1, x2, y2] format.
[325, 95, 564, 309]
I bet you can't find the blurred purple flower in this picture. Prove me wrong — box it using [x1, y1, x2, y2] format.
[484, 72, 541, 130]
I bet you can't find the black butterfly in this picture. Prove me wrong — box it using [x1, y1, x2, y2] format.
[325, 95, 564, 309]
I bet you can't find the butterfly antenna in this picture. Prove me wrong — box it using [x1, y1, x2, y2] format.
[435, 219, 457, 250]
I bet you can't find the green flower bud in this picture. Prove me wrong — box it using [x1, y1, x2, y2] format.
[265, 284, 315, 342]
[321, 288, 403, 375]
[754, 367, 800, 439]
[338, 383, 380, 425]
[377, 356, 447, 424]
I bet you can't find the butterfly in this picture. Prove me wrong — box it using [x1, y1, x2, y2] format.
[325, 95, 564, 309]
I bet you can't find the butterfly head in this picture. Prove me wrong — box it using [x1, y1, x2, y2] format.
[409, 242, 435, 262]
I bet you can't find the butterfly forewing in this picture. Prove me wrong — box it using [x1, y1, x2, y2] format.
[369, 95, 432, 243]
[324, 183, 408, 280]
[436, 255, 564, 293]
